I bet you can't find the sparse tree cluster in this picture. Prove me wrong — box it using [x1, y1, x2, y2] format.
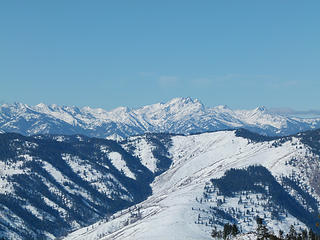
[211, 223, 239, 239]
[211, 216, 320, 240]
[200, 165, 320, 240]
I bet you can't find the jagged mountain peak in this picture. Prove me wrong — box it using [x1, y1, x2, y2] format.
[213, 104, 232, 112]
[163, 97, 205, 113]
[35, 102, 47, 108]
[137, 97, 204, 113]
[254, 105, 268, 112]
[167, 96, 202, 105]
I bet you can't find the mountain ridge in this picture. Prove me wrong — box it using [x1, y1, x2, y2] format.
[0, 131, 174, 239]
[63, 128, 320, 240]
[1, 97, 320, 139]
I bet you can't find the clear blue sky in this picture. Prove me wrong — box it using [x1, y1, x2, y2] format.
[1, 1, 319, 111]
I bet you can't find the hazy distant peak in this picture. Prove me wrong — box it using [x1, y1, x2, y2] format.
[112, 106, 131, 113]
[214, 105, 230, 110]
[35, 102, 47, 108]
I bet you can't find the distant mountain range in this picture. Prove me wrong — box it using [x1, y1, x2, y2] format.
[1, 97, 320, 139]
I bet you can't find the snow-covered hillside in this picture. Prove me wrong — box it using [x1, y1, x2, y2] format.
[1, 129, 320, 239]
[0, 133, 172, 240]
[64, 129, 320, 240]
[1, 98, 320, 138]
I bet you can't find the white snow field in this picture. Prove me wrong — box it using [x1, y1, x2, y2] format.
[64, 130, 319, 240]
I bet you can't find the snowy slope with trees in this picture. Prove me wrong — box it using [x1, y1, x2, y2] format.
[1, 98, 320, 139]
[1, 129, 320, 239]
[0, 133, 172, 239]
[63, 129, 320, 240]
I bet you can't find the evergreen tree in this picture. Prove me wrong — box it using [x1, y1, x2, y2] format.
[297, 233, 302, 240]
[256, 217, 269, 240]
[223, 223, 232, 239]
[308, 229, 316, 240]
[231, 223, 239, 236]
[256, 216, 263, 225]
[301, 229, 308, 240]
[279, 230, 284, 240]
[211, 226, 222, 239]
[286, 225, 297, 240]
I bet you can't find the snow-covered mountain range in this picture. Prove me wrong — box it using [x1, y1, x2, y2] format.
[1, 129, 320, 239]
[1, 97, 320, 139]
[2, 97, 320, 239]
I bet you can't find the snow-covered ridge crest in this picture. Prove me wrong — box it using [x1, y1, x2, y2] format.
[1, 97, 320, 138]
[64, 129, 320, 240]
